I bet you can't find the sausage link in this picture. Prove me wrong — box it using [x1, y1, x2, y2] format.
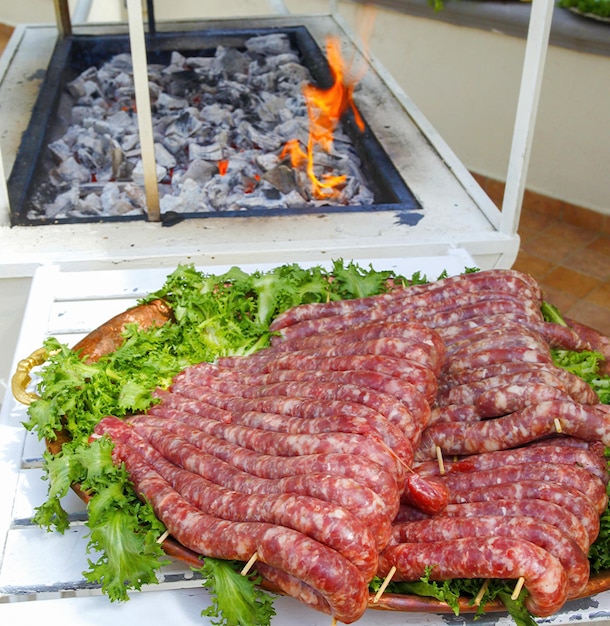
[132, 411, 402, 517]
[183, 362, 432, 429]
[98, 417, 378, 579]
[167, 381, 414, 470]
[133, 419, 392, 549]
[444, 346, 553, 375]
[174, 372, 422, 447]
[145, 404, 405, 483]
[220, 337, 441, 378]
[386, 298, 544, 330]
[431, 461, 607, 514]
[446, 328, 550, 362]
[154, 388, 374, 436]
[428, 404, 481, 424]
[269, 269, 541, 332]
[390, 516, 588, 598]
[401, 473, 449, 516]
[417, 400, 610, 460]
[436, 370, 568, 407]
[269, 320, 445, 365]
[415, 440, 610, 484]
[72, 299, 172, 363]
[217, 352, 438, 404]
[444, 480, 600, 551]
[105, 429, 370, 623]
[438, 361, 598, 405]
[474, 383, 570, 418]
[378, 536, 568, 616]
[394, 496, 591, 554]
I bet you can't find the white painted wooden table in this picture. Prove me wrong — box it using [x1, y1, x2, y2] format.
[2, 257, 610, 625]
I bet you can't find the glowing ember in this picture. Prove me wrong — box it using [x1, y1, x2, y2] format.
[218, 160, 229, 176]
[284, 37, 366, 200]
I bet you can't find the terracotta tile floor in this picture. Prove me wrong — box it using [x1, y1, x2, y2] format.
[0, 22, 12, 54]
[1, 24, 607, 338]
[475, 174, 610, 337]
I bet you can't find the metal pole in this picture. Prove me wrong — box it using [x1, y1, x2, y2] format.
[126, 0, 161, 221]
[53, 0, 72, 37]
[500, 0, 555, 236]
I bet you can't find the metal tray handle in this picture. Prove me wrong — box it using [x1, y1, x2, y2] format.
[11, 346, 47, 406]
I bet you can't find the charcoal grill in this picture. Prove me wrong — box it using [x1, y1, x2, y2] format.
[7, 19, 422, 226]
[0, 5, 533, 274]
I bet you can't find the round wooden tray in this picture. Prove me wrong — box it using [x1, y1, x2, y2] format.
[12, 311, 610, 616]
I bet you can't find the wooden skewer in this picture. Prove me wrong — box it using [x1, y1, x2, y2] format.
[330, 618, 337, 626]
[241, 552, 259, 576]
[376, 438, 411, 473]
[436, 444, 445, 475]
[554, 417, 563, 433]
[372, 565, 397, 603]
[156, 529, 170, 544]
[511, 576, 525, 600]
[473, 579, 489, 606]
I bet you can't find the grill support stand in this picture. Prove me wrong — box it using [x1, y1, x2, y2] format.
[126, 0, 161, 221]
[500, 0, 554, 236]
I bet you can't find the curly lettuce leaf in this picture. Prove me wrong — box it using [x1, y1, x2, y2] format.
[195, 559, 276, 626]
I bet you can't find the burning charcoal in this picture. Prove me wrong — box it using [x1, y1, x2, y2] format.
[284, 189, 307, 208]
[156, 92, 189, 110]
[240, 122, 283, 152]
[169, 51, 187, 68]
[109, 53, 133, 71]
[70, 105, 93, 126]
[47, 186, 80, 218]
[106, 109, 136, 132]
[275, 118, 308, 143]
[79, 192, 103, 215]
[200, 103, 232, 126]
[132, 159, 167, 184]
[121, 134, 139, 152]
[123, 182, 147, 209]
[276, 62, 310, 86]
[184, 56, 216, 72]
[100, 182, 141, 215]
[244, 34, 292, 56]
[262, 164, 299, 195]
[36, 33, 375, 220]
[165, 109, 203, 137]
[255, 152, 280, 172]
[66, 67, 99, 99]
[161, 134, 186, 155]
[182, 159, 216, 183]
[84, 118, 114, 136]
[154, 143, 177, 169]
[188, 142, 223, 162]
[114, 153, 134, 181]
[215, 46, 250, 77]
[48, 138, 72, 163]
[248, 71, 276, 93]
[166, 178, 208, 213]
[51, 156, 91, 185]
[265, 52, 302, 71]
[162, 69, 202, 96]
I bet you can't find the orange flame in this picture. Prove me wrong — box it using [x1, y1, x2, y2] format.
[283, 37, 365, 201]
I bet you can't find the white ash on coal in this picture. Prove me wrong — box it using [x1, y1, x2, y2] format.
[31, 33, 375, 221]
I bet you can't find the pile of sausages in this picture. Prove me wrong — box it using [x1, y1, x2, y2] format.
[94, 268, 610, 623]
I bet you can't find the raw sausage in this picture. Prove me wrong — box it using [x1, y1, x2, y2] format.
[378, 536, 568, 616]
[106, 432, 370, 623]
[389, 516, 588, 598]
[417, 400, 610, 460]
